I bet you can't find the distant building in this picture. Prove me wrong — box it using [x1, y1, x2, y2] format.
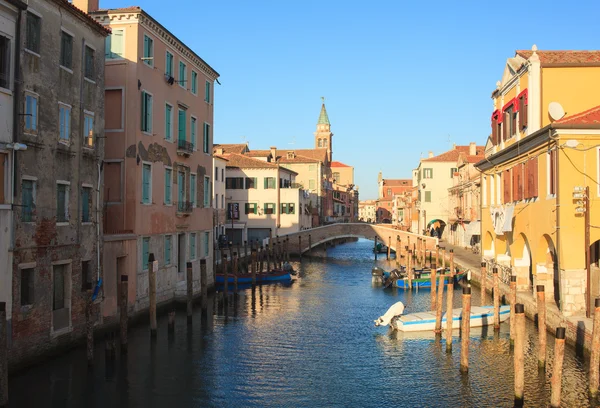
[213, 155, 227, 241]
[359, 200, 377, 223]
[376, 173, 412, 223]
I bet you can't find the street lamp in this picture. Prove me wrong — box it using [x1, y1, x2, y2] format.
[6, 143, 28, 151]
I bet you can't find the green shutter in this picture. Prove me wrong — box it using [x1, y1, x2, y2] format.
[165, 169, 171, 204]
[165, 105, 171, 140]
[190, 174, 196, 206]
[142, 164, 151, 203]
[146, 94, 152, 133]
[178, 109, 186, 142]
[178, 171, 184, 204]
[22, 180, 33, 222]
[165, 235, 171, 265]
[141, 91, 145, 131]
[204, 232, 209, 256]
[191, 118, 196, 149]
[190, 234, 196, 259]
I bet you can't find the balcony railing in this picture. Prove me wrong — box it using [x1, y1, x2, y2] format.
[177, 139, 194, 155]
[176, 201, 193, 214]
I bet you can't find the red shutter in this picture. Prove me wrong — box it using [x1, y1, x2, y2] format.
[504, 169, 511, 203]
[502, 113, 508, 142]
[531, 157, 538, 197]
[523, 162, 530, 199]
[512, 166, 518, 201]
[492, 117, 498, 145]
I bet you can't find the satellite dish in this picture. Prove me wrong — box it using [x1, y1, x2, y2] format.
[548, 102, 566, 121]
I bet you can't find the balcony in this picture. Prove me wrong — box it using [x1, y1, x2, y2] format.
[177, 139, 194, 156]
[176, 201, 193, 216]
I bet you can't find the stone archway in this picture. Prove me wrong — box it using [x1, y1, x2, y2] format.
[537, 234, 559, 307]
[483, 231, 495, 258]
[513, 233, 532, 292]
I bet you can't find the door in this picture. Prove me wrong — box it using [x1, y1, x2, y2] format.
[178, 233, 186, 274]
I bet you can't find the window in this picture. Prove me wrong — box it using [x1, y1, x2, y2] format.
[165, 51, 173, 77]
[0, 35, 10, 89]
[309, 179, 316, 190]
[227, 202, 240, 219]
[245, 203, 257, 214]
[265, 203, 275, 215]
[165, 235, 172, 265]
[190, 233, 196, 260]
[22, 179, 35, 221]
[333, 172, 340, 183]
[53, 264, 65, 311]
[450, 168, 458, 178]
[518, 90, 528, 130]
[309, 164, 316, 172]
[226, 177, 244, 189]
[318, 139, 322, 147]
[323, 139, 328, 147]
[504, 106, 516, 139]
[205, 80, 211, 103]
[105, 29, 124, 59]
[59, 104, 71, 141]
[191, 71, 197, 94]
[83, 113, 94, 147]
[165, 104, 173, 141]
[190, 174, 196, 207]
[245, 177, 257, 189]
[387, 188, 392, 196]
[179, 61, 186, 88]
[221, 168, 224, 181]
[178, 108, 186, 142]
[142, 163, 152, 204]
[221, 195, 224, 209]
[21, 267, 34, 306]
[143, 35, 153, 66]
[190, 117, 197, 150]
[203, 176, 210, 207]
[164, 168, 172, 204]
[424, 191, 431, 202]
[141, 91, 153, 133]
[142, 237, 150, 270]
[60, 31, 73, 69]
[264, 177, 276, 189]
[56, 182, 69, 223]
[548, 149, 557, 196]
[204, 231, 210, 257]
[423, 168, 433, 179]
[503, 169, 512, 203]
[81, 261, 91, 291]
[84, 46, 95, 80]
[215, 167, 218, 181]
[81, 186, 92, 223]
[25, 94, 38, 132]
[281, 203, 295, 214]
[215, 193, 218, 208]
[26, 12, 41, 54]
[203, 123, 210, 153]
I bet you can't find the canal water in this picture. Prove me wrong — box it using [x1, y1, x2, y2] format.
[8, 239, 595, 407]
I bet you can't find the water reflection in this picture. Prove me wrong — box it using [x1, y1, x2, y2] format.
[7, 239, 594, 407]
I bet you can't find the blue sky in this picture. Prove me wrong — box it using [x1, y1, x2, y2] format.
[102, 0, 600, 199]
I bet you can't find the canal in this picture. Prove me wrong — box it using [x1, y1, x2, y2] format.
[8, 239, 595, 407]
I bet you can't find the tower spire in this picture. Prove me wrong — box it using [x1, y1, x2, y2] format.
[314, 97, 333, 162]
[317, 97, 330, 125]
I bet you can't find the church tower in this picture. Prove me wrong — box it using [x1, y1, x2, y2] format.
[314, 99, 333, 162]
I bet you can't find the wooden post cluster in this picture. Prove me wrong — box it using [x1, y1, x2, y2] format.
[493, 267, 500, 331]
[308, 234, 312, 254]
[589, 298, 600, 397]
[514, 303, 526, 407]
[85, 284, 94, 365]
[266, 244, 271, 272]
[509, 275, 516, 346]
[259, 246, 264, 273]
[233, 252, 239, 292]
[460, 286, 471, 373]
[551, 327, 566, 407]
[251, 249, 257, 285]
[222, 254, 229, 295]
[120, 275, 128, 353]
[536, 285, 546, 370]
[200, 259, 208, 301]
[187, 262, 194, 324]
[168, 309, 175, 332]
[430, 264, 438, 311]
[407, 249, 413, 289]
[148, 253, 157, 337]
[480, 262, 486, 305]
[244, 240, 248, 271]
[445, 250, 455, 353]
[435, 269, 445, 333]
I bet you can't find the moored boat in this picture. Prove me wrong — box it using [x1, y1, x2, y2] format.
[215, 270, 292, 284]
[373, 266, 466, 289]
[390, 305, 510, 332]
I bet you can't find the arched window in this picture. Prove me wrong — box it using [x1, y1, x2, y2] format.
[323, 138, 328, 147]
[318, 139, 322, 147]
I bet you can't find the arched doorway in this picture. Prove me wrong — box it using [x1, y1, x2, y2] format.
[537, 234, 559, 307]
[513, 233, 532, 291]
[483, 231, 495, 258]
[426, 219, 446, 239]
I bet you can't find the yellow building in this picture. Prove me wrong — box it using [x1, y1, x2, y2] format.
[476, 46, 600, 317]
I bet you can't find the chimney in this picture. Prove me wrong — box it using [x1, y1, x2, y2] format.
[72, 0, 100, 13]
[428, 151, 434, 158]
[270, 146, 277, 162]
[216, 148, 224, 155]
[469, 142, 476, 156]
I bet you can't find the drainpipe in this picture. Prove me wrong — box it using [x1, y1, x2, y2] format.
[553, 129, 561, 311]
[97, 162, 101, 280]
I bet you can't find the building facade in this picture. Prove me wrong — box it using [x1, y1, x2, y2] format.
[376, 174, 412, 223]
[10, 0, 108, 367]
[89, 4, 219, 316]
[476, 47, 600, 316]
[213, 155, 227, 243]
[358, 199, 376, 223]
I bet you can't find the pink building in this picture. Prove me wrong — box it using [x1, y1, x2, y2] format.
[79, 1, 220, 316]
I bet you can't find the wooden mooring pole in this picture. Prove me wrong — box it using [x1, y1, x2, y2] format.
[308, 234, 312, 254]
[168, 309, 175, 333]
[233, 252, 239, 293]
[187, 261, 193, 324]
[589, 298, 600, 397]
[493, 267, 500, 331]
[251, 249, 257, 285]
[299, 236, 302, 259]
[85, 284, 94, 365]
[148, 253, 157, 337]
[430, 264, 437, 311]
[374, 236, 378, 260]
[407, 250, 413, 289]
[200, 259, 207, 301]
[514, 303, 526, 407]
[435, 267, 445, 333]
[551, 327, 566, 407]
[120, 275, 128, 353]
[259, 246, 264, 273]
[445, 250, 455, 353]
[460, 286, 471, 373]
[536, 285, 547, 370]
[387, 236, 391, 260]
[480, 261, 487, 305]
[509, 275, 516, 347]
[222, 254, 229, 295]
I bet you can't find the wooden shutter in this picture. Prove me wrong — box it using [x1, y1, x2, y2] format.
[502, 113, 508, 142]
[492, 116, 498, 145]
[512, 166, 518, 201]
[523, 162, 529, 199]
[503, 169, 511, 203]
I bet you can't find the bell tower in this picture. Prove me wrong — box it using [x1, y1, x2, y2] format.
[314, 97, 333, 162]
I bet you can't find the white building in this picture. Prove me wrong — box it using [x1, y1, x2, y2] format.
[219, 153, 311, 245]
[359, 200, 376, 223]
[213, 155, 227, 240]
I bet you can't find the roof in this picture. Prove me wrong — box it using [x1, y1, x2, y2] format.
[317, 103, 330, 125]
[222, 154, 298, 174]
[422, 145, 485, 162]
[516, 50, 600, 66]
[555, 104, 600, 125]
[57, 0, 111, 36]
[213, 144, 249, 155]
[383, 179, 412, 186]
[458, 151, 486, 164]
[246, 148, 328, 164]
[330, 161, 351, 168]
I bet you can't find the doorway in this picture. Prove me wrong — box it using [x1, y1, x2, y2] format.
[178, 233, 186, 274]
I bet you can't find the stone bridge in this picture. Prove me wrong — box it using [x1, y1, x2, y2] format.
[268, 223, 438, 256]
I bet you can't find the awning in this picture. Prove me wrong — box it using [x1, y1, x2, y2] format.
[502, 205, 515, 232]
[427, 219, 446, 229]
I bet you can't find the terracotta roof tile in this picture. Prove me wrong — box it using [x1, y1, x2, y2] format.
[222, 154, 298, 174]
[516, 50, 600, 66]
[330, 161, 351, 167]
[246, 148, 328, 163]
[383, 179, 412, 186]
[422, 145, 485, 162]
[213, 144, 249, 154]
[57, 0, 111, 35]
[555, 104, 600, 125]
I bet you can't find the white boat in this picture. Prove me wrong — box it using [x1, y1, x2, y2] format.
[390, 305, 510, 332]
